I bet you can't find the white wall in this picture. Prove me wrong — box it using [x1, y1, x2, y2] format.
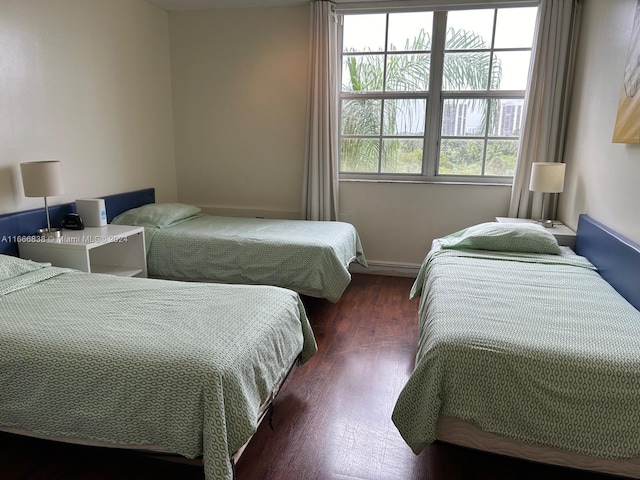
[169, 6, 310, 215]
[168, 5, 513, 270]
[559, 0, 640, 244]
[0, 0, 177, 215]
[341, 182, 511, 267]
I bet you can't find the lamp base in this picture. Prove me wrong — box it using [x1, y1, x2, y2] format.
[533, 219, 556, 228]
[36, 227, 62, 239]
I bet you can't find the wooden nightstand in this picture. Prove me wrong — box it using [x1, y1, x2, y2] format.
[495, 217, 576, 249]
[18, 224, 147, 277]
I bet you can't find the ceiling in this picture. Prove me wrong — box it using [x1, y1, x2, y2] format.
[146, 0, 310, 10]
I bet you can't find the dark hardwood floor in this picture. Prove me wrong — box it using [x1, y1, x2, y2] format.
[0, 274, 624, 479]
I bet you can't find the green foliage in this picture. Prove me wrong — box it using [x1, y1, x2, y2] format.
[439, 139, 518, 176]
[341, 23, 510, 176]
[341, 99, 381, 136]
[345, 55, 384, 92]
[443, 28, 497, 91]
[485, 140, 518, 176]
[438, 139, 483, 175]
[341, 138, 379, 172]
[382, 139, 423, 173]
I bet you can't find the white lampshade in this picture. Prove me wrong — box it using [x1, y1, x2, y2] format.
[20, 161, 65, 197]
[529, 162, 565, 193]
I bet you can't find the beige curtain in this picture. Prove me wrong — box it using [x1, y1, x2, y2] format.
[302, 0, 339, 221]
[509, 0, 581, 220]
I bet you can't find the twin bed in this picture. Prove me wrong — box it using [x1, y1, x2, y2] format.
[0, 188, 335, 480]
[0, 187, 366, 303]
[110, 196, 367, 303]
[0, 257, 316, 480]
[393, 216, 640, 478]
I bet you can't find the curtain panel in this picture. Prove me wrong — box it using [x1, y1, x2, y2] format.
[302, 0, 340, 221]
[509, 0, 581, 220]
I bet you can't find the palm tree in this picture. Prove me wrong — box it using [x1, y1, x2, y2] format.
[341, 27, 503, 173]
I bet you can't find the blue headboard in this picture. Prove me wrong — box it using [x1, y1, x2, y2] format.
[575, 214, 640, 311]
[102, 187, 155, 222]
[0, 188, 155, 257]
[0, 203, 75, 256]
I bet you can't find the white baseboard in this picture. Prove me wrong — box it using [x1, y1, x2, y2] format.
[350, 261, 420, 278]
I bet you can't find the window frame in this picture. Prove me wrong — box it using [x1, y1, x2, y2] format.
[337, 4, 538, 185]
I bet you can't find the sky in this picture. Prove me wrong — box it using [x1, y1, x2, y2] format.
[342, 7, 537, 91]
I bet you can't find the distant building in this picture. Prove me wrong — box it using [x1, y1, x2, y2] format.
[442, 102, 467, 136]
[498, 102, 523, 136]
[441, 100, 523, 137]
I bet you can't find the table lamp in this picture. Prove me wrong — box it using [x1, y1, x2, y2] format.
[529, 162, 565, 227]
[20, 160, 66, 238]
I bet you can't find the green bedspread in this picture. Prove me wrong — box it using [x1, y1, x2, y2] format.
[0, 264, 317, 480]
[393, 246, 640, 460]
[143, 215, 367, 303]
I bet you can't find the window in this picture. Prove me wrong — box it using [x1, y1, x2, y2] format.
[339, 6, 538, 183]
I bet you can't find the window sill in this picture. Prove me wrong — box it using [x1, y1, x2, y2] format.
[339, 178, 513, 187]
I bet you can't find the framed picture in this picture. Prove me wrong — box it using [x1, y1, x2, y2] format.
[612, 0, 640, 144]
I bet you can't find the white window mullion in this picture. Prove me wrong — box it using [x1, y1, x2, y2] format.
[379, 14, 390, 174]
[423, 11, 447, 178]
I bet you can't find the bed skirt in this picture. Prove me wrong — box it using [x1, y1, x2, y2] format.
[436, 416, 640, 479]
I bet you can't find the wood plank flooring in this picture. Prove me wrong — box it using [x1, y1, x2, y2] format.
[0, 274, 623, 479]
